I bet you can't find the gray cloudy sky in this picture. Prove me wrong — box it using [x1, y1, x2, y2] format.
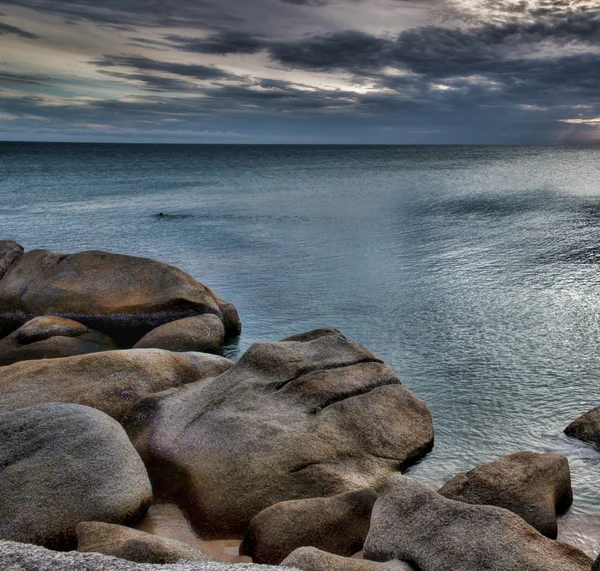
[1, 0, 600, 143]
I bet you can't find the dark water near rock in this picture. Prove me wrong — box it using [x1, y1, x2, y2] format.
[2, 142, 600, 555]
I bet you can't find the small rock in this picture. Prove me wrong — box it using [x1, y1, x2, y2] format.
[77, 521, 213, 564]
[281, 547, 415, 571]
[0, 403, 152, 550]
[565, 406, 600, 449]
[0, 540, 288, 571]
[0, 240, 23, 281]
[240, 489, 378, 564]
[363, 475, 592, 571]
[438, 451, 572, 538]
[0, 348, 232, 420]
[123, 329, 434, 538]
[134, 314, 225, 354]
[0, 316, 116, 366]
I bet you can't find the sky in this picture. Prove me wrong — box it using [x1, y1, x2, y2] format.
[1, 0, 600, 143]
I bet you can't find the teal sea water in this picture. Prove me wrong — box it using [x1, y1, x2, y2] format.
[2, 142, 600, 553]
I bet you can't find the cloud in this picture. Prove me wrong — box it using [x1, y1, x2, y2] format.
[165, 31, 268, 55]
[89, 54, 238, 91]
[0, 21, 39, 38]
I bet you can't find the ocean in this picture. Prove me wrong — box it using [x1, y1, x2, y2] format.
[1, 142, 600, 554]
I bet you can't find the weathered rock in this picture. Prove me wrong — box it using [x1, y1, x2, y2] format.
[0, 316, 116, 366]
[281, 328, 346, 342]
[77, 522, 213, 564]
[0, 540, 289, 571]
[565, 406, 600, 449]
[0, 248, 241, 345]
[0, 403, 152, 550]
[134, 314, 225, 354]
[438, 451, 572, 538]
[363, 475, 592, 571]
[282, 548, 416, 571]
[240, 489, 378, 564]
[123, 330, 434, 538]
[0, 240, 23, 281]
[0, 349, 233, 420]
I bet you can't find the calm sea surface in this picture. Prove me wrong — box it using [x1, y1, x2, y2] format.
[2, 143, 600, 553]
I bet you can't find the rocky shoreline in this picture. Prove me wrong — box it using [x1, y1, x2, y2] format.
[0, 240, 599, 570]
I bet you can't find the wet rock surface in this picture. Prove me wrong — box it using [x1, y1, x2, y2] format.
[438, 451, 573, 538]
[77, 522, 213, 564]
[363, 475, 592, 571]
[0, 540, 289, 571]
[0, 248, 240, 345]
[134, 314, 225, 354]
[240, 489, 378, 564]
[0, 316, 116, 366]
[0, 349, 233, 420]
[123, 330, 434, 538]
[0, 403, 152, 550]
[281, 547, 416, 571]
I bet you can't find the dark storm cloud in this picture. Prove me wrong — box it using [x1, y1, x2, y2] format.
[91, 55, 236, 81]
[0, 21, 39, 38]
[269, 30, 389, 71]
[0, 0, 239, 28]
[4, 0, 600, 142]
[165, 31, 269, 55]
[279, 0, 332, 6]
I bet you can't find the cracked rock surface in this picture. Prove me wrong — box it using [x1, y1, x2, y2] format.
[123, 329, 434, 538]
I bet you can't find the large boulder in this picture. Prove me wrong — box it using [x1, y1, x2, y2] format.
[282, 547, 416, 571]
[0, 248, 241, 345]
[363, 475, 592, 571]
[77, 522, 212, 564]
[0, 240, 23, 281]
[0, 316, 116, 366]
[240, 489, 378, 564]
[0, 349, 233, 420]
[565, 406, 600, 448]
[438, 451, 572, 538]
[134, 314, 225, 354]
[0, 403, 152, 550]
[122, 330, 434, 538]
[0, 541, 288, 571]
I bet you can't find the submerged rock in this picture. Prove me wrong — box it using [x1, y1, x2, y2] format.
[77, 522, 213, 564]
[0, 240, 23, 281]
[438, 451, 572, 538]
[0, 349, 233, 420]
[281, 547, 416, 571]
[0, 315, 116, 366]
[240, 489, 378, 564]
[0, 403, 152, 550]
[0, 248, 241, 345]
[0, 541, 287, 571]
[363, 475, 592, 571]
[134, 314, 225, 354]
[565, 406, 600, 449]
[123, 330, 434, 538]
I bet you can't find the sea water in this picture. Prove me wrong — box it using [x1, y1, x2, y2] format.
[2, 143, 600, 554]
